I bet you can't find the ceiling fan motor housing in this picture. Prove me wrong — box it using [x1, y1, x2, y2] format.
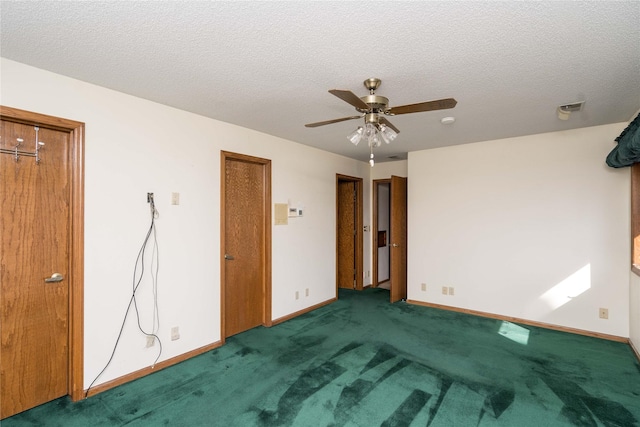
[359, 95, 389, 113]
[365, 112, 380, 125]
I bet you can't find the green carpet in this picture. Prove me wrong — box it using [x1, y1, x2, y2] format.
[5, 288, 640, 426]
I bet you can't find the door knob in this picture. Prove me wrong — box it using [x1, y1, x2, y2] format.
[45, 273, 64, 283]
[224, 254, 235, 260]
[392, 243, 399, 247]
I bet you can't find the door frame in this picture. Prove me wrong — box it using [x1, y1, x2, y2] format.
[335, 174, 363, 291]
[1, 106, 85, 402]
[220, 151, 272, 342]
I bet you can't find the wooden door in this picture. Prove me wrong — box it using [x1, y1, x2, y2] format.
[1, 121, 70, 418]
[390, 175, 407, 303]
[336, 175, 363, 291]
[337, 180, 356, 289]
[221, 152, 271, 338]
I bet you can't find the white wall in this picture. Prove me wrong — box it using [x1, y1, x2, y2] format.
[631, 273, 640, 352]
[408, 125, 631, 337]
[371, 159, 408, 180]
[1, 58, 370, 388]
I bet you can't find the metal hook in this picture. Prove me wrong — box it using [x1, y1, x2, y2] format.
[1, 127, 45, 163]
[14, 137, 23, 162]
[35, 126, 43, 164]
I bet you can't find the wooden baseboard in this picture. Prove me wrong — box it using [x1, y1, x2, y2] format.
[406, 299, 629, 343]
[271, 297, 337, 326]
[83, 340, 223, 399]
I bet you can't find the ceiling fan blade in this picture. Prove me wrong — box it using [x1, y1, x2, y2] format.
[305, 115, 362, 128]
[329, 89, 370, 110]
[379, 117, 400, 134]
[388, 98, 457, 115]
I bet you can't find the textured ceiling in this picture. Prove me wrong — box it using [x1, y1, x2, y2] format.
[1, 1, 639, 162]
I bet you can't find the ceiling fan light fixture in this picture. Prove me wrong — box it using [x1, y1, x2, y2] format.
[363, 123, 382, 148]
[371, 133, 381, 148]
[363, 122, 375, 139]
[379, 124, 398, 144]
[348, 126, 363, 145]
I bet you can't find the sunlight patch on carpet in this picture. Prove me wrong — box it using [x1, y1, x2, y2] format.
[498, 321, 530, 345]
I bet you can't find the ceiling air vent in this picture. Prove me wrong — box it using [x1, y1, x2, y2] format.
[557, 101, 585, 120]
[559, 101, 585, 112]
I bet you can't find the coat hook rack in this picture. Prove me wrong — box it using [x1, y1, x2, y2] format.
[0, 126, 45, 163]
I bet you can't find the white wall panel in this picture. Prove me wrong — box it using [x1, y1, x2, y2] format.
[408, 125, 630, 337]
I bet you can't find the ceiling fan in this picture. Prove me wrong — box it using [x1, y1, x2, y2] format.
[305, 77, 457, 135]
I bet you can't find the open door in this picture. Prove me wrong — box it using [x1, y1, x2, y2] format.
[390, 175, 407, 302]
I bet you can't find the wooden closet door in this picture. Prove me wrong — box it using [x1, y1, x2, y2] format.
[1, 121, 70, 418]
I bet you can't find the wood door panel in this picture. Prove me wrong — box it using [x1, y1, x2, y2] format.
[1, 121, 70, 418]
[337, 181, 355, 289]
[224, 157, 265, 337]
[390, 176, 407, 303]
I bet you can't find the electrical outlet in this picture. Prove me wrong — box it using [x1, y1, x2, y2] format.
[146, 336, 155, 348]
[305, 288, 309, 297]
[171, 192, 180, 205]
[171, 326, 180, 341]
[295, 291, 299, 300]
[599, 308, 609, 319]
[448, 287, 455, 296]
[421, 283, 426, 292]
[147, 192, 154, 203]
[442, 286, 448, 295]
